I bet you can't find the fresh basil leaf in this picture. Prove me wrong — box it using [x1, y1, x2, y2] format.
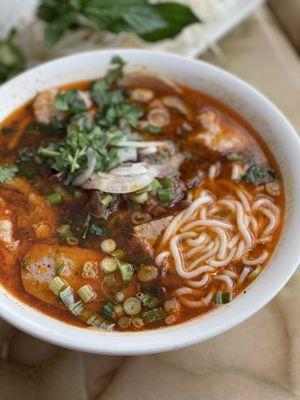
[142, 2, 200, 42]
[123, 6, 167, 35]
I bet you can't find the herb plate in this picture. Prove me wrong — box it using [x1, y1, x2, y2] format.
[0, 0, 263, 61]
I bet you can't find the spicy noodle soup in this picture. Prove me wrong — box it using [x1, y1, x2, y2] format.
[0, 57, 284, 331]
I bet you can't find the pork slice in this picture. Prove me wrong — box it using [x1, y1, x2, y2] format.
[21, 244, 104, 307]
[134, 216, 173, 246]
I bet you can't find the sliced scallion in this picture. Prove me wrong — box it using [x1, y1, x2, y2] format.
[69, 300, 85, 316]
[87, 313, 115, 330]
[143, 307, 165, 324]
[100, 257, 118, 273]
[47, 192, 62, 205]
[59, 224, 74, 240]
[49, 276, 66, 296]
[77, 284, 96, 303]
[111, 248, 124, 260]
[59, 286, 76, 308]
[131, 317, 144, 329]
[215, 291, 232, 304]
[160, 177, 172, 188]
[139, 292, 159, 308]
[131, 192, 148, 204]
[100, 301, 116, 321]
[150, 178, 161, 191]
[157, 188, 173, 203]
[101, 194, 112, 206]
[137, 265, 158, 282]
[119, 263, 134, 282]
[123, 297, 142, 316]
[101, 238, 116, 253]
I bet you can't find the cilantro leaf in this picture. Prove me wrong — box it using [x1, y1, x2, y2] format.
[242, 164, 276, 186]
[0, 164, 18, 183]
[55, 89, 88, 114]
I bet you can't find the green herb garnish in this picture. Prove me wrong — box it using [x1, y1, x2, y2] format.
[37, 0, 200, 47]
[0, 164, 18, 183]
[242, 164, 276, 186]
[100, 301, 116, 322]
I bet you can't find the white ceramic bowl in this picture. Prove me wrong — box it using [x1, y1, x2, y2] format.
[0, 50, 299, 355]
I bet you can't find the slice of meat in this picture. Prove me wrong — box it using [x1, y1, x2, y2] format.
[33, 89, 58, 124]
[21, 244, 104, 307]
[194, 109, 267, 163]
[134, 216, 173, 246]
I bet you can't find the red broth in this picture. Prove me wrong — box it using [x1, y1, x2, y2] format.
[0, 61, 284, 331]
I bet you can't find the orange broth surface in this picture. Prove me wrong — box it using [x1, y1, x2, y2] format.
[0, 73, 284, 331]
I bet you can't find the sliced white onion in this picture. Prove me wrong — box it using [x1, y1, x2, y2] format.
[72, 148, 97, 186]
[110, 163, 149, 176]
[114, 140, 170, 148]
[83, 172, 154, 193]
[116, 147, 137, 163]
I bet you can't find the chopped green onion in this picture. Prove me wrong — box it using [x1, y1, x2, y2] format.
[59, 224, 74, 240]
[131, 317, 144, 329]
[165, 314, 177, 325]
[215, 291, 232, 304]
[160, 177, 172, 188]
[23, 258, 29, 271]
[100, 257, 118, 273]
[59, 286, 75, 308]
[117, 317, 131, 329]
[115, 290, 125, 303]
[77, 284, 96, 303]
[150, 179, 161, 191]
[74, 190, 82, 199]
[56, 263, 65, 276]
[101, 194, 112, 206]
[123, 297, 142, 316]
[49, 276, 66, 296]
[143, 307, 165, 324]
[87, 313, 115, 330]
[47, 192, 62, 204]
[131, 192, 148, 204]
[164, 299, 179, 314]
[114, 304, 124, 318]
[100, 301, 116, 321]
[101, 238, 116, 253]
[103, 273, 115, 287]
[111, 248, 124, 260]
[119, 263, 134, 282]
[248, 266, 261, 280]
[137, 265, 158, 282]
[157, 188, 173, 203]
[139, 292, 159, 309]
[69, 300, 84, 316]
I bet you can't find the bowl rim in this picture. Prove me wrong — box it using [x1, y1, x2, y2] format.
[0, 48, 299, 355]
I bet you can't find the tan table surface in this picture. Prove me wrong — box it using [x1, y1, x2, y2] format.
[0, 5, 300, 400]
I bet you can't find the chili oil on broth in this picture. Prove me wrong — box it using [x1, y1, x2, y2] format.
[0, 59, 284, 332]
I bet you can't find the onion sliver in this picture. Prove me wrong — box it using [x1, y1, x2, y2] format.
[72, 148, 97, 186]
[83, 172, 155, 193]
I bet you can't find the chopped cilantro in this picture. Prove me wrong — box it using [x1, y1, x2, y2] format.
[242, 164, 276, 186]
[55, 89, 88, 114]
[0, 164, 18, 183]
[89, 223, 109, 237]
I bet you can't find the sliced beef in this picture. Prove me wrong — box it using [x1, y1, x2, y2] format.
[87, 190, 119, 220]
[134, 216, 173, 251]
